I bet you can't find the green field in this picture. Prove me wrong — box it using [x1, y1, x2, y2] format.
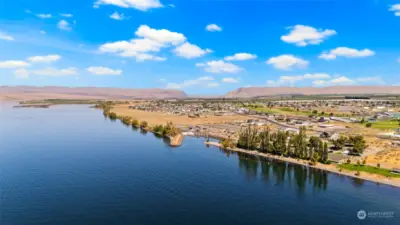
[364, 120, 400, 130]
[338, 164, 400, 178]
[250, 107, 326, 117]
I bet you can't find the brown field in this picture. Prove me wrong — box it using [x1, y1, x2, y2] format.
[325, 121, 400, 168]
[365, 148, 400, 169]
[111, 104, 251, 126]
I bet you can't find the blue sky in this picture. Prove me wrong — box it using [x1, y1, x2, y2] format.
[1, 0, 400, 94]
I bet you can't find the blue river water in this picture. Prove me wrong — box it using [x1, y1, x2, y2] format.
[0, 102, 399, 225]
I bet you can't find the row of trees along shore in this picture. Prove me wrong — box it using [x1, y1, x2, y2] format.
[221, 126, 367, 165]
[100, 105, 180, 137]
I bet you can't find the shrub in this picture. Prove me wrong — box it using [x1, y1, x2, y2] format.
[346, 159, 351, 164]
[109, 112, 117, 119]
[365, 123, 372, 128]
[140, 121, 148, 128]
[121, 116, 132, 125]
[377, 163, 380, 168]
[220, 138, 236, 149]
[132, 119, 139, 127]
[152, 124, 164, 133]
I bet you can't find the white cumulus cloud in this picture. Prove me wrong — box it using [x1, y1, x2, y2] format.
[31, 67, 79, 76]
[281, 25, 336, 46]
[58, 20, 72, 31]
[389, 4, 400, 16]
[94, 0, 164, 11]
[0, 32, 15, 41]
[87, 66, 122, 75]
[173, 42, 212, 59]
[27, 54, 61, 63]
[166, 76, 217, 89]
[224, 53, 257, 61]
[60, 13, 73, 18]
[196, 60, 243, 73]
[36, 14, 52, 19]
[206, 24, 222, 32]
[135, 25, 186, 45]
[0, 60, 30, 68]
[319, 47, 375, 60]
[303, 73, 331, 79]
[330, 76, 354, 85]
[222, 77, 239, 83]
[312, 80, 328, 86]
[110, 12, 127, 20]
[266, 54, 309, 70]
[13, 69, 30, 79]
[99, 25, 191, 61]
[267, 73, 331, 86]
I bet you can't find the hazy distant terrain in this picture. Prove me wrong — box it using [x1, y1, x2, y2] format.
[0, 86, 187, 100]
[225, 86, 400, 98]
[2, 85, 400, 100]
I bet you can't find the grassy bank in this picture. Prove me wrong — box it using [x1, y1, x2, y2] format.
[338, 164, 400, 178]
[362, 120, 400, 130]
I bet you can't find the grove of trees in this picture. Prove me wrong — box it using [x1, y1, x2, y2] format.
[235, 126, 330, 164]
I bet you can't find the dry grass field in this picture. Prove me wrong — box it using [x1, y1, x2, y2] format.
[111, 104, 251, 126]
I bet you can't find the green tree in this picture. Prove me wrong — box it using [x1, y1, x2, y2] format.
[365, 122, 372, 128]
[109, 112, 117, 120]
[322, 142, 329, 163]
[349, 135, 368, 155]
[237, 125, 259, 150]
[132, 119, 139, 127]
[312, 151, 320, 164]
[221, 138, 236, 149]
[332, 136, 347, 149]
[259, 126, 271, 153]
[140, 121, 148, 128]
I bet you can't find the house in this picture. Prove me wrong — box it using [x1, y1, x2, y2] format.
[283, 128, 299, 134]
[319, 124, 334, 128]
[392, 141, 400, 147]
[392, 168, 400, 174]
[319, 131, 339, 141]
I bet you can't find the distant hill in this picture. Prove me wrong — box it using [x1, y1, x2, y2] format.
[0, 86, 187, 100]
[225, 86, 400, 98]
[3, 85, 400, 101]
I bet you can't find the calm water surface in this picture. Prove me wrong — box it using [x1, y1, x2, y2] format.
[0, 102, 399, 225]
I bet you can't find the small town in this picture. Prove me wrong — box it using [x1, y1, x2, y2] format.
[100, 99, 400, 182]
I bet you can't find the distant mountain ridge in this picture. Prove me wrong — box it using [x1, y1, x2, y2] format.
[225, 86, 400, 98]
[2, 85, 400, 100]
[0, 86, 187, 100]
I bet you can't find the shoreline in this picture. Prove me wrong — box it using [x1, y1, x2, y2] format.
[204, 141, 400, 188]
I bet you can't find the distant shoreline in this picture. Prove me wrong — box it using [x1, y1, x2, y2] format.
[204, 141, 400, 188]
